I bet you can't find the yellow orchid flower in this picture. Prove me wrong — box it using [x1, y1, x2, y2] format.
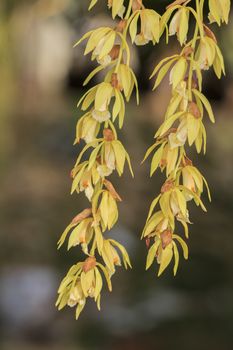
[195, 36, 225, 76]
[78, 73, 137, 128]
[208, 0, 230, 25]
[169, 7, 190, 45]
[99, 190, 119, 230]
[130, 8, 160, 45]
[56, 257, 112, 319]
[75, 112, 100, 143]
[145, 230, 188, 276]
[142, 211, 169, 239]
[71, 161, 101, 200]
[101, 239, 131, 275]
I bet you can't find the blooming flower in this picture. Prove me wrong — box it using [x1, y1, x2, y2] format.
[71, 161, 101, 201]
[168, 118, 188, 149]
[195, 36, 225, 77]
[208, 0, 230, 25]
[169, 7, 190, 45]
[56, 257, 112, 319]
[130, 9, 160, 45]
[101, 239, 131, 275]
[75, 112, 100, 143]
[145, 231, 188, 276]
[78, 81, 128, 127]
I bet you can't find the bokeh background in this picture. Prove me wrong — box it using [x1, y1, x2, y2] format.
[1, 0, 233, 349]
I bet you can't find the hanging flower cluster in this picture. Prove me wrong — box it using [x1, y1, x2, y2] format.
[56, 0, 138, 319]
[57, 0, 231, 319]
[142, 0, 230, 276]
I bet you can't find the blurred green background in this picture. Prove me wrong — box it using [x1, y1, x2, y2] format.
[0, 1, 233, 349]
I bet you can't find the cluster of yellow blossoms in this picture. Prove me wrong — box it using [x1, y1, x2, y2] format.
[142, 0, 229, 276]
[56, 0, 231, 319]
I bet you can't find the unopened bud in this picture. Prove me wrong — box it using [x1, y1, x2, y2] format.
[146, 237, 151, 249]
[132, 0, 143, 11]
[158, 127, 177, 140]
[160, 230, 173, 249]
[109, 45, 120, 60]
[188, 101, 201, 119]
[104, 179, 122, 201]
[116, 19, 127, 33]
[204, 24, 217, 43]
[103, 128, 115, 141]
[181, 156, 193, 167]
[82, 257, 96, 273]
[182, 46, 194, 58]
[161, 180, 174, 193]
[111, 73, 120, 89]
[71, 208, 92, 225]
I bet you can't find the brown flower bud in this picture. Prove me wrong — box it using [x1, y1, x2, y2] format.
[111, 73, 121, 89]
[82, 257, 96, 273]
[182, 46, 194, 58]
[181, 155, 193, 167]
[146, 237, 151, 249]
[161, 180, 174, 193]
[204, 24, 217, 43]
[158, 127, 177, 141]
[160, 230, 173, 249]
[104, 179, 122, 201]
[116, 19, 127, 33]
[132, 0, 143, 11]
[103, 128, 115, 141]
[109, 45, 120, 60]
[188, 101, 201, 119]
[71, 208, 92, 225]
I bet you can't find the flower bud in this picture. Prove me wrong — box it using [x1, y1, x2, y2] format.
[130, 9, 160, 45]
[169, 57, 188, 89]
[83, 256, 96, 273]
[160, 230, 173, 249]
[169, 7, 189, 45]
[76, 113, 100, 143]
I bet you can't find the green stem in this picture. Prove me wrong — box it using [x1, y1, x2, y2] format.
[199, 0, 205, 21]
[114, 1, 135, 73]
[188, 0, 203, 100]
[125, 0, 133, 20]
[90, 238, 97, 256]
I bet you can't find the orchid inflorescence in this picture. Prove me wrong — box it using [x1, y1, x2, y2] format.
[56, 0, 231, 319]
